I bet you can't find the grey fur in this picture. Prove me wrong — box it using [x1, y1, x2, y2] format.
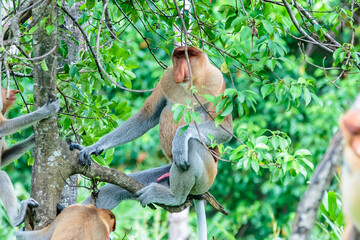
[82, 165, 171, 209]
[74, 55, 232, 240]
[0, 99, 59, 227]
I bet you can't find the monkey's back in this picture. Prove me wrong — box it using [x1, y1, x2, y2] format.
[51, 205, 110, 240]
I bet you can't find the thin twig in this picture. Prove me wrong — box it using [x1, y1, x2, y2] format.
[57, 86, 80, 143]
[96, 0, 153, 93]
[113, 0, 167, 69]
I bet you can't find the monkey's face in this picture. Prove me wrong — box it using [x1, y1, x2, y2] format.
[1, 87, 20, 112]
[172, 46, 203, 86]
[340, 110, 360, 157]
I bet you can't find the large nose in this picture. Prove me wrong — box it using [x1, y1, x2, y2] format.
[174, 59, 189, 83]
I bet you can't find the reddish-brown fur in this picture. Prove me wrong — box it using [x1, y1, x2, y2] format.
[0, 87, 19, 122]
[139, 46, 231, 189]
[19, 205, 116, 240]
[0, 87, 19, 164]
[340, 110, 360, 239]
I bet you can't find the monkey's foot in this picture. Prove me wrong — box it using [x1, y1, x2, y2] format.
[136, 183, 184, 207]
[136, 185, 157, 207]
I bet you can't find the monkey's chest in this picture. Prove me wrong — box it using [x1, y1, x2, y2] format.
[342, 169, 360, 228]
[159, 105, 185, 161]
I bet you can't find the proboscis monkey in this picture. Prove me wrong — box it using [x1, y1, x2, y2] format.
[0, 87, 60, 227]
[16, 204, 116, 240]
[71, 46, 233, 240]
[340, 110, 360, 239]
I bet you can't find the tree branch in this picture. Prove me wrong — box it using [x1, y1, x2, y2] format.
[291, 93, 360, 240]
[70, 148, 227, 214]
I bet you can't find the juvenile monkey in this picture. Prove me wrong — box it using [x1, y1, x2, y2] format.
[72, 46, 233, 240]
[339, 110, 360, 239]
[0, 87, 60, 227]
[16, 204, 116, 240]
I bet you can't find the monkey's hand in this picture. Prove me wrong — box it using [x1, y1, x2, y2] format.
[39, 98, 60, 116]
[172, 127, 191, 170]
[12, 198, 39, 227]
[70, 143, 103, 166]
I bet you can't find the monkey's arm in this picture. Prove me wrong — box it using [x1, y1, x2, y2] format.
[172, 116, 232, 170]
[1, 134, 34, 168]
[76, 87, 167, 165]
[0, 99, 59, 137]
[0, 171, 38, 227]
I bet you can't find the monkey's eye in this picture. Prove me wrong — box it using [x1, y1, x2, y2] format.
[176, 55, 180, 59]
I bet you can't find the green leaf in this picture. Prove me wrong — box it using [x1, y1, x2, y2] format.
[68, 0, 74, 8]
[328, 191, 337, 220]
[192, 112, 201, 124]
[310, 93, 323, 107]
[58, 14, 65, 25]
[41, 59, 48, 71]
[69, 65, 78, 78]
[255, 143, 269, 150]
[290, 85, 302, 99]
[28, 26, 38, 34]
[179, 125, 189, 136]
[221, 102, 233, 117]
[314, 24, 321, 32]
[240, 27, 252, 42]
[299, 165, 307, 178]
[215, 115, 225, 127]
[260, 84, 274, 98]
[172, 104, 186, 124]
[223, 88, 238, 98]
[303, 87, 311, 106]
[251, 160, 260, 174]
[86, 0, 95, 9]
[262, 20, 274, 35]
[301, 158, 314, 170]
[46, 25, 55, 35]
[184, 111, 191, 124]
[203, 94, 215, 103]
[216, 98, 227, 114]
[295, 149, 312, 156]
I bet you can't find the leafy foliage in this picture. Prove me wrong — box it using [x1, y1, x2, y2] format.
[1, 0, 360, 239]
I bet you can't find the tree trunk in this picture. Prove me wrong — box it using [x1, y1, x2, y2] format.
[26, 0, 70, 229]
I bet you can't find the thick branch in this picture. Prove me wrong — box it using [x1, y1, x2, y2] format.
[70, 150, 227, 214]
[291, 94, 360, 240]
[291, 131, 343, 240]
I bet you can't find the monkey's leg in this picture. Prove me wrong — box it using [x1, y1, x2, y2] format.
[1, 135, 35, 168]
[137, 139, 213, 207]
[0, 171, 38, 227]
[82, 165, 171, 209]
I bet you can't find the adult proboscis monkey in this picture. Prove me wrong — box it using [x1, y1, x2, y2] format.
[72, 46, 233, 240]
[16, 204, 116, 240]
[340, 110, 360, 239]
[0, 87, 59, 227]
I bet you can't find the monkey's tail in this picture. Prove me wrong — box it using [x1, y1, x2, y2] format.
[194, 199, 207, 240]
